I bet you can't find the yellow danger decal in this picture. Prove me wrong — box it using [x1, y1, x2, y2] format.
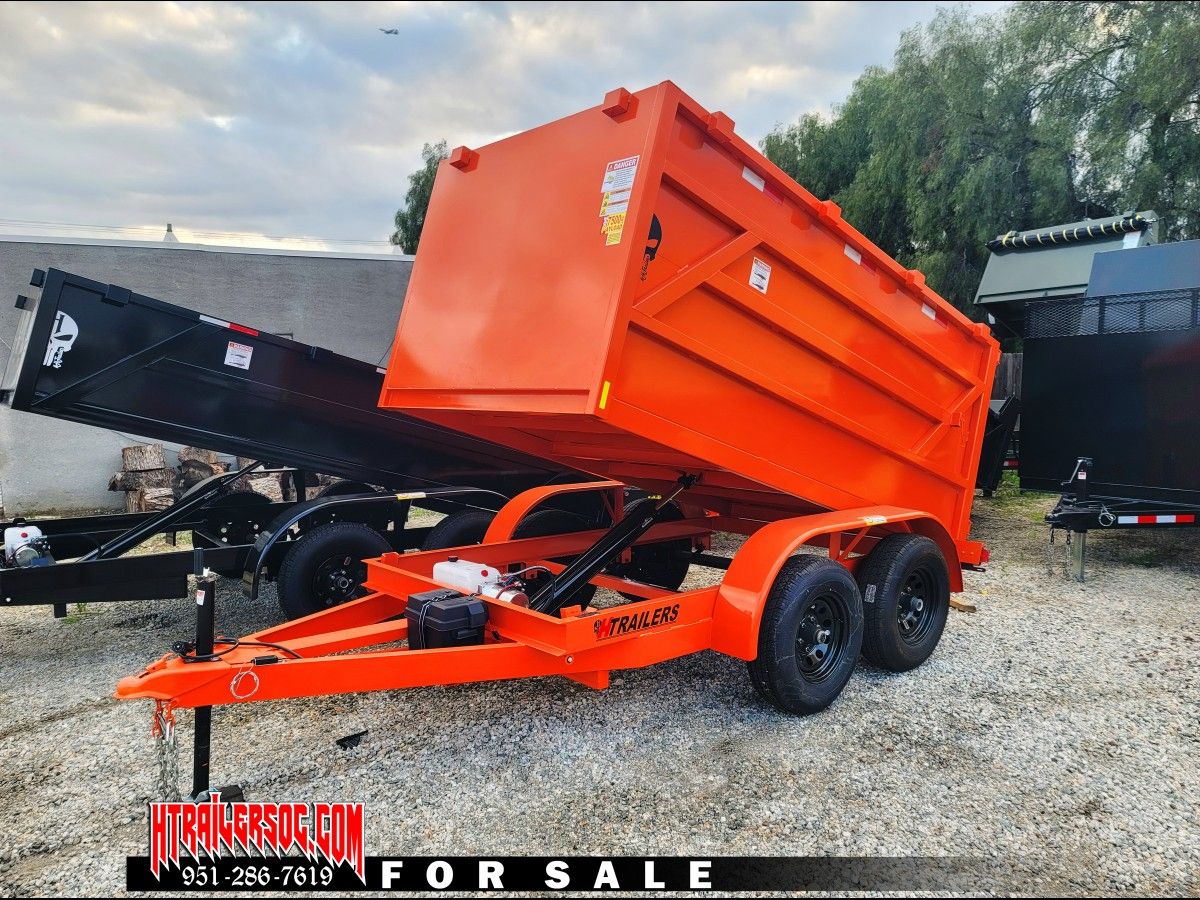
[602, 212, 626, 246]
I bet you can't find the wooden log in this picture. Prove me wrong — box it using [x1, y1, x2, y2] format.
[178, 458, 230, 489]
[122, 443, 166, 472]
[139, 487, 176, 512]
[124, 491, 141, 514]
[243, 474, 284, 503]
[177, 447, 222, 466]
[108, 468, 176, 492]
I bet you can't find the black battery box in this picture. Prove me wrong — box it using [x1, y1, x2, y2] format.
[405, 589, 488, 650]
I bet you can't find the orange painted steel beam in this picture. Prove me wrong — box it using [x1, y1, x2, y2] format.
[116, 586, 718, 709]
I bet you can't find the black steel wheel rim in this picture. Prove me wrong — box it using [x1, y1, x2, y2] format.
[795, 591, 848, 683]
[312, 555, 366, 607]
[897, 566, 937, 644]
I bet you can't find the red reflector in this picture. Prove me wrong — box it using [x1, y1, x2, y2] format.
[980, 547, 990, 564]
[1180, 515, 1196, 524]
[228, 322, 259, 336]
[20, 532, 28, 538]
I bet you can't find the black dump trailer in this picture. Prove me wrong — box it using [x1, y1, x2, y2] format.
[1, 268, 599, 618]
[975, 217, 1200, 578]
[976, 396, 1020, 496]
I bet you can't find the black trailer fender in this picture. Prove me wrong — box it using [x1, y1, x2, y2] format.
[240, 487, 510, 600]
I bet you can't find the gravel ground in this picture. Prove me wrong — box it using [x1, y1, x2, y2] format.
[1, 494, 1197, 897]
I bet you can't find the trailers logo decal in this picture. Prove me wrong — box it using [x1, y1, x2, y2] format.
[640, 214, 662, 281]
[43, 311, 79, 369]
[594, 602, 680, 640]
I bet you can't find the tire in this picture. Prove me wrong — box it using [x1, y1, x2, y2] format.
[421, 508, 496, 550]
[855, 534, 950, 672]
[748, 555, 863, 715]
[609, 499, 692, 597]
[277, 522, 391, 620]
[512, 507, 597, 609]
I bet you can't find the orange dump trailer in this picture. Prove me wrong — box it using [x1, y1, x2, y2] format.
[118, 83, 997, 799]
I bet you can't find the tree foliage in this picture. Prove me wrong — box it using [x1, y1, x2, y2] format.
[390, 140, 449, 254]
[762, 1, 1200, 313]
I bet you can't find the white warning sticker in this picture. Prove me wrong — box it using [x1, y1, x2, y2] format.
[843, 244, 862, 265]
[749, 258, 772, 294]
[921, 303, 937, 320]
[601, 155, 639, 193]
[224, 341, 253, 370]
[742, 166, 766, 191]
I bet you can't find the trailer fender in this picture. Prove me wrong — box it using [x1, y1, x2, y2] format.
[483, 480, 624, 542]
[711, 507, 961, 660]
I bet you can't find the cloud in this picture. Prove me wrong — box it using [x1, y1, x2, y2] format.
[0, 1, 1008, 247]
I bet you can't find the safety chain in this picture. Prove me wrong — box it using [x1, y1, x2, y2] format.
[1046, 526, 1072, 578]
[151, 700, 181, 802]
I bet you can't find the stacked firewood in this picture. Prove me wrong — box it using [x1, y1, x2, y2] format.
[109, 444, 177, 512]
[108, 444, 286, 511]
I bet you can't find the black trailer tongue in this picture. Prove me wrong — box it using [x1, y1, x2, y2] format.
[1, 268, 590, 617]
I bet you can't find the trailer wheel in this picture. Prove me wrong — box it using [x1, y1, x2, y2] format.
[421, 509, 496, 550]
[748, 555, 863, 715]
[277, 522, 391, 619]
[855, 534, 950, 672]
[512, 508, 597, 609]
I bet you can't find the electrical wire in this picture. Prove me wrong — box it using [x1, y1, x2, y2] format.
[175, 635, 302, 662]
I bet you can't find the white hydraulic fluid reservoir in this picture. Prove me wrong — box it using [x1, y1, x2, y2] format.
[432, 556, 529, 606]
[4, 525, 53, 567]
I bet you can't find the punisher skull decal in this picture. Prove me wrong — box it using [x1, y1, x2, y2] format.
[43, 311, 79, 369]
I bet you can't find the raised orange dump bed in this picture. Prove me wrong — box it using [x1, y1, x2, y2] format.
[382, 81, 998, 552]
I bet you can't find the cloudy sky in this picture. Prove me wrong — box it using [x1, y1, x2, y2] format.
[0, 1, 1006, 250]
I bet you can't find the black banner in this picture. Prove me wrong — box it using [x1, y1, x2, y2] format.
[128, 855, 988, 892]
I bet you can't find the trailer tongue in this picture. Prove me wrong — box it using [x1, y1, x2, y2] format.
[117, 82, 997, 799]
